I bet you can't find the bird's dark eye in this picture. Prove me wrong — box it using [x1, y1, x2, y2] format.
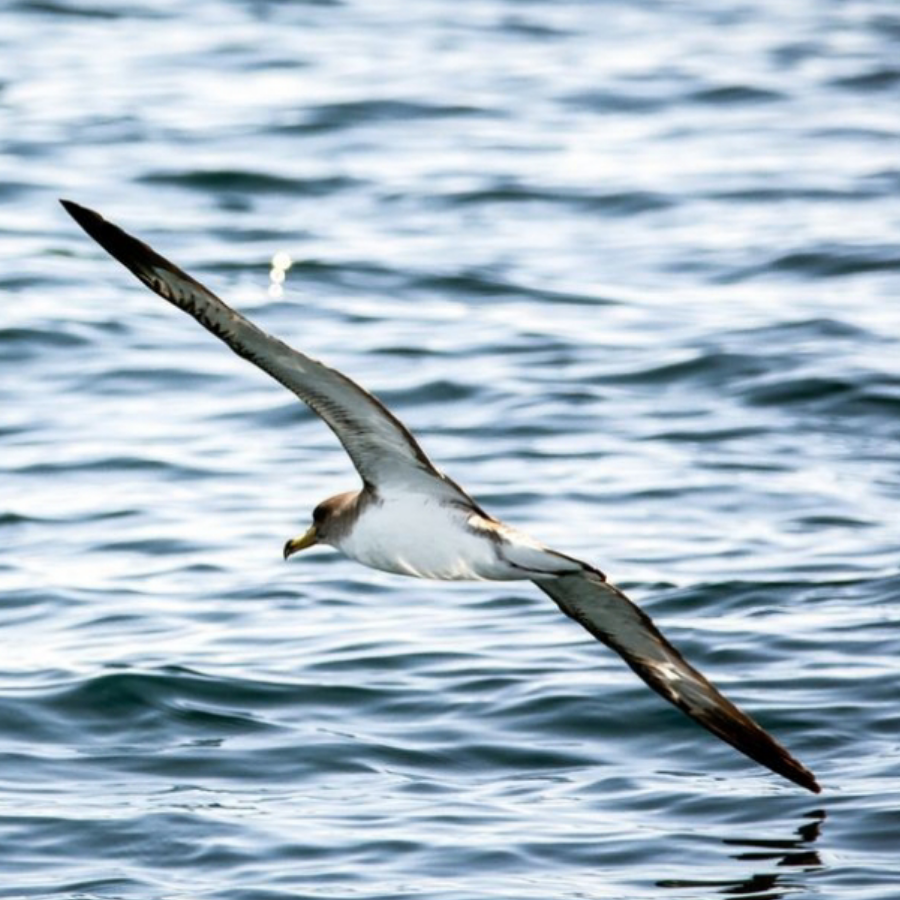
[313, 505, 326, 524]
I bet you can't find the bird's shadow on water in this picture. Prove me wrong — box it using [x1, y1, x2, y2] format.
[656, 809, 826, 898]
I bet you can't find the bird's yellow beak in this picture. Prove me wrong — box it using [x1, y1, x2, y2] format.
[283, 525, 319, 560]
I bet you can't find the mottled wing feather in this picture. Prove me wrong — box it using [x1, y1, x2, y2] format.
[534, 571, 820, 793]
[61, 200, 473, 501]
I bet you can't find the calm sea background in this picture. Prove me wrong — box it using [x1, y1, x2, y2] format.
[2, 1, 900, 898]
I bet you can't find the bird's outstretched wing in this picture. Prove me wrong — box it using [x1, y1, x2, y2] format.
[61, 200, 475, 503]
[534, 570, 820, 793]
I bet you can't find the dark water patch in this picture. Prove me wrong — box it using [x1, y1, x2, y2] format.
[208, 225, 296, 244]
[79, 365, 230, 394]
[707, 185, 881, 203]
[0, 508, 138, 528]
[381, 379, 478, 408]
[771, 40, 827, 68]
[0, 511, 51, 529]
[9, 876, 152, 899]
[600, 350, 770, 387]
[646, 579, 819, 619]
[0, 696, 67, 743]
[92, 537, 207, 555]
[809, 125, 899, 143]
[0, 422, 27, 439]
[862, 167, 900, 193]
[729, 316, 872, 344]
[869, 12, 900, 38]
[0, 267, 87, 291]
[740, 373, 900, 423]
[450, 738, 595, 772]
[441, 184, 671, 215]
[768, 248, 900, 278]
[472, 488, 548, 509]
[564, 88, 671, 114]
[646, 424, 768, 444]
[602, 484, 720, 506]
[832, 68, 900, 92]
[307, 649, 473, 676]
[0, 326, 90, 360]
[371, 343, 453, 359]
[786, 514, 876, 531]
[14, 455, 216, 478]
[481, 336, 579, 357]
[11, 0, 140, 18]
[275, 99, 488, 135]
[26, 668, 318, 742]
[212, 399, 316, 430]
[725, 246, 900, 281]
[488, 689, 641, 743]
[139, 170, 360, 198]
[410, 271, 615, 307]
[741, 374, 854, 406]
[0, 180, 33, 200]
[0, 810, 258, 872]
[500, 15, 573, 39]
[694, 452, 793, 473]
[689, 85, 784, 105]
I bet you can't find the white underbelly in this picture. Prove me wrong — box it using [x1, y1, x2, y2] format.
[337, 497, 523, 581]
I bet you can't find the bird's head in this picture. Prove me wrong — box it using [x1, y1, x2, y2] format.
[283, 490, 359, 559]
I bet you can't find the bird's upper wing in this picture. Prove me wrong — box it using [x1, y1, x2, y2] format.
[534, 570, 820, 793]
[61, 200, 477, 503]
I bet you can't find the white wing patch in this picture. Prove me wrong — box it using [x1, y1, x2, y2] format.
[534, 570, 820, 793]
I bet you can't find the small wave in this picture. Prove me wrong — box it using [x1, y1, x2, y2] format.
[706, 186, 872, 203]
[725, 246, 900, 280]
[832, 68, 900, 92]
[92, 537, 206, 555]
[689, 84, 784, 105]
[380, 379, 478, 408]
[25, 668, 303, 739]
[12, 0, 134, 19]
[564, 88, 670, 114]
[0, 326, 90, 362]
[768, 249, 900, 278]
[440, 184, 671, 215]
[79, 364, 230, 395]
[409, 271, 615, 306]
[13, 455, 215, 478]
[601, 350, 769, 387]
[730, 317, 872, 343]
[274, 99, 488, 135]
[740, 372, 900, 421]
[139, 169, 360, 197]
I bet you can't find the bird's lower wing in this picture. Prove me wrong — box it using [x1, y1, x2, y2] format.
[534, 571, 820, 793]
[61, 200, 476, 504]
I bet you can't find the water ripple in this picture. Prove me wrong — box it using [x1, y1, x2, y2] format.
[3, 0, 899, 897]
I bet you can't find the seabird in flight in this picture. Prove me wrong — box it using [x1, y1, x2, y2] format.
[61, 199, 820, 793]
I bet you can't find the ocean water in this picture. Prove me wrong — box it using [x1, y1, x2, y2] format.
[2, 0, 900, 897]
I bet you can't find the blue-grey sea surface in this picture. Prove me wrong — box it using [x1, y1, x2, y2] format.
[2, 1, 900, 898]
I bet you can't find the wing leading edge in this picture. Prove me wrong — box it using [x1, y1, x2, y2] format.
[60, 199, 473, 504]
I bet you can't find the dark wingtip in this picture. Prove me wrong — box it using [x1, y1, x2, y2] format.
[60, 198, 189, 290]
[799, 768, 822, 794]
[702, 699, 822, 794]
[60, 199, 128, 256]
[60, 198, 123, 254]
[60, 198, 100, 230]
[784, 760, 821, 794]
